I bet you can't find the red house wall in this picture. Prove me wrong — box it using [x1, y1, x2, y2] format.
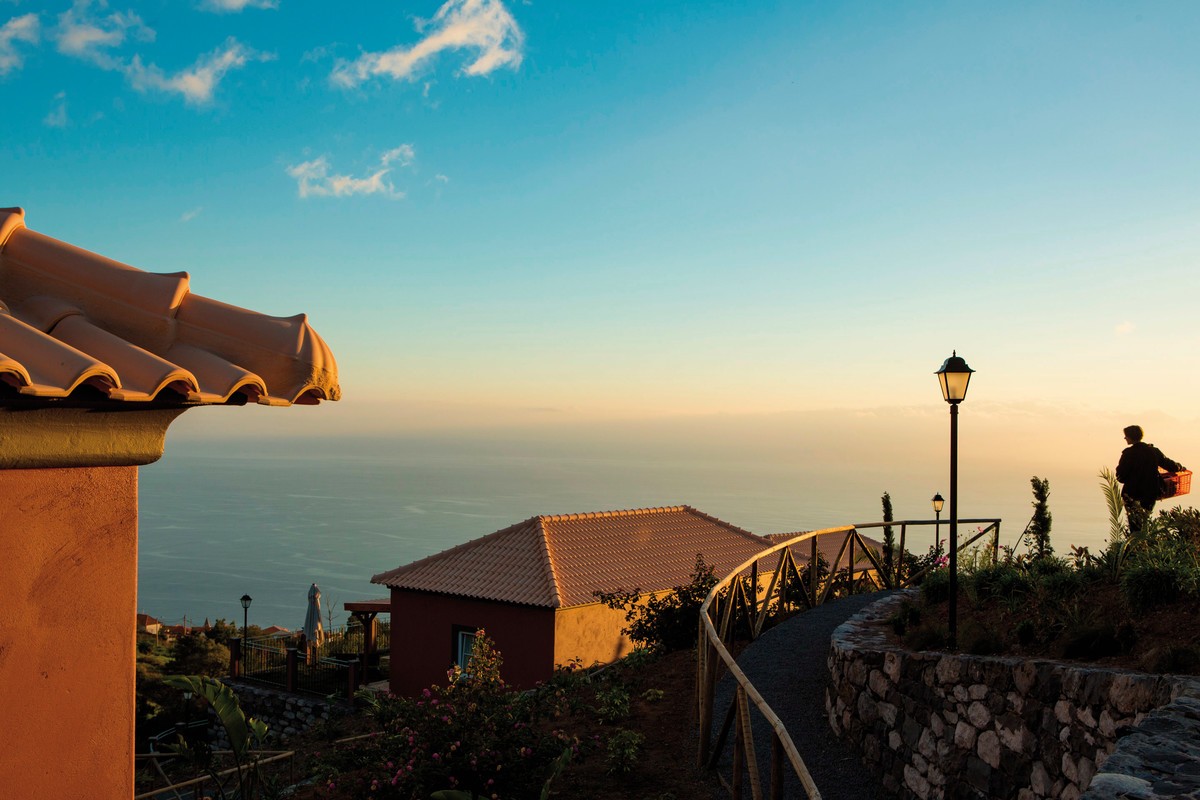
[0, 466, 138, 800]
[389, 589, 555, 696]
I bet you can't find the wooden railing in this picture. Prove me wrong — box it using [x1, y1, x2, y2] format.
[696, 518, 1001, 799]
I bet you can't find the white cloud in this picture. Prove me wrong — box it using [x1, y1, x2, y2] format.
[331, 0, 522, 88]
[55, 0, 153, 69]
[1115, 321, 1135, 335]
[381, 144, 415, 167]
[43, 91, 67, 127]
[434, 173, 449, 183]
[125, 37, 272, 105]
[199, 0, 278, 12]
[0, 13, 39, 76]
[286, 146, 416, 199]
[180, 207, 202, 222]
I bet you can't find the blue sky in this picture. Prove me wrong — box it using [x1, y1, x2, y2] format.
[4, 1, 1200, 455]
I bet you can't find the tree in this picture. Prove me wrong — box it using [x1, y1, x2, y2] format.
[171, 633, 231, 677]
[881, 491, 896, 581]
[1030, 476, 1053, 559]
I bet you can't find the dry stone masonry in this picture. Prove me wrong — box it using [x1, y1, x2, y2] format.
[827, 592, 1200, 799]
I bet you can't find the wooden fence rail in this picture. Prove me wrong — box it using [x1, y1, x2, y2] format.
[697, 518, 1001, 799]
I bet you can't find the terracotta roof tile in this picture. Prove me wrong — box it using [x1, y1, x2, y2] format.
[0, 207, 339, 406]
[765, 531, 885, 567]
[372, 506, 773, 609]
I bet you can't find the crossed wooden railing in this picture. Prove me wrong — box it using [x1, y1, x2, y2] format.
[696, 518, 1001, 799]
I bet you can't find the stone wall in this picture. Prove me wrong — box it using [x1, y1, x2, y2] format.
[219, 682, 345, 747]
[827, 592, 1199, 800]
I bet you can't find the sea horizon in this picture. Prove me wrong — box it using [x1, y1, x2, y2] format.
[135, 431, 1146, 631]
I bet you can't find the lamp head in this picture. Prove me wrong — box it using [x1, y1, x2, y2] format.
[932, 493, 945, 513]
[240, 594, 252, 610]
[935, 351, 974, 403]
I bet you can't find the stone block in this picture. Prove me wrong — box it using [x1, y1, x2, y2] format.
[879, 701, 898, 726]
[884, 650, 902, 682]
[1013, 661, 1037, 695]
[937, 656, 962, 684]
[967, 701, 991, 728]
[905, 764, 931, 798]
[869, 668, 890, 697]
[978, 730, 1001, 769]
[954, 721, 977, 750]
[1055, 699, 1073, 725]
[1030, 760, 1050, 796]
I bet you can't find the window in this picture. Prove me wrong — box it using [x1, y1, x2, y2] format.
[453, 627, 477, 672]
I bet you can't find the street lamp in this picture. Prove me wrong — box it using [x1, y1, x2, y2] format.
[932, 493, 944, 544]
[935, 351, 974, 649]
[238, 594, 250, 657]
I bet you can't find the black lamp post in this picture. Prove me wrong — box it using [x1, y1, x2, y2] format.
[238, 594, 250, 657]
[932, 493, 944, 548]
[935, 351, 974, 649]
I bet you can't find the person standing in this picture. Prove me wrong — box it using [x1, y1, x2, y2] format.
[1116, 425, 1185, 534]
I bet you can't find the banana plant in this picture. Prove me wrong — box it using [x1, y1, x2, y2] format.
[163, 675, 269, 799]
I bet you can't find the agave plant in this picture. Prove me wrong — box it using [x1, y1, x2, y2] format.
[163, 675, 269, 799]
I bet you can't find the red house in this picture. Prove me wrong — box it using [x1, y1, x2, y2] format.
[372, 505, 774, 696]
[0, 207, 339, 799]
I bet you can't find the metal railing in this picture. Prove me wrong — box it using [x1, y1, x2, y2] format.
[235, 620, 391, 698]
[696, 518, 1001, 799]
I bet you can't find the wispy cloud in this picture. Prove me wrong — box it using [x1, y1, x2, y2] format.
[180, 207, 202, 222]
[0, 13, 39, 76]
[331, 0, 522, 88]
[199, 0, 278, 13]
[55, 2, 267, 105]
[1115, 321, 1135, 335]
[286, 146, 417, 199]
[126, 37, 272, 105]
[55, 0, 153, 69]
[43, 91, 68, 126]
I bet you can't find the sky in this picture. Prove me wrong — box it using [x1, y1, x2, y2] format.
[4, 1, 1200, 504]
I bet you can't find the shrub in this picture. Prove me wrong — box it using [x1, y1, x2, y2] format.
[594, 554, 718, 652]
[604, 729, 644, 774]
[921, 568, 951, 604]
[1039, 569, 1084, 603]
[315, 630, 578, 799]
[1122, 564, 1184, 613]
[887, 600, 921, 636]
[960, 621, 1004, 656]
[1014, 619, 1036, 646]
[593, 684, 631, 723]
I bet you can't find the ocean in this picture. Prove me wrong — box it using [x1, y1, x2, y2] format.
[136, 433, 1141, 631]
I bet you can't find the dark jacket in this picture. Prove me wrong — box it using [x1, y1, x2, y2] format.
[1116, 441, 1181, 506]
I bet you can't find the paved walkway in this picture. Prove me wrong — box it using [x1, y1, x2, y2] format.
[712, 591, 894, 799]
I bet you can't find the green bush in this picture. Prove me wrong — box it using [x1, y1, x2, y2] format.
[1039, 569, 1085, 603]
[905, 620, 948, 652]
[594, 554, 718, 652]
[921, 569, 951, 604]
[1122, 564, 1185, 613]
[315, 631, 580, 799]
[887, 600, 921, 636]
[604, 729, 644, 774]
[593, 684, 631, 723]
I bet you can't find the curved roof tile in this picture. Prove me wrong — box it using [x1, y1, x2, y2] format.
[372, 505, 771, 609]
[0, 207, 340, 406]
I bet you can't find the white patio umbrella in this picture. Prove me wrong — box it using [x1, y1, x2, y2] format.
[303, 583, 324, 653]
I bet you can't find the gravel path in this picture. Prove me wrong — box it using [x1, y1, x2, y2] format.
[711, 591, 894, 799]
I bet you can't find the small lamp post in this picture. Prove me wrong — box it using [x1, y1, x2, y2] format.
[238, 597, 250, 662]
[932, 493, 944, 546]
[935, 351, 974, 649]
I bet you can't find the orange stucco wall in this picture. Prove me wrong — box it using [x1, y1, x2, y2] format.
[0, 466, 138, 800]
[389, 589, 555, 696]
[553, 600, 643, 668]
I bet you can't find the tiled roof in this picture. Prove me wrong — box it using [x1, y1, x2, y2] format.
[0, 207, 339, 406]
[765, 530, 885, 567]
[372, 506, 773, 609]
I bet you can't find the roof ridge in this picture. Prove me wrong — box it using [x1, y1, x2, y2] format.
[539, 505, 687, 524]
[535, 517, 564, 608]
[370, 514, 540, 585]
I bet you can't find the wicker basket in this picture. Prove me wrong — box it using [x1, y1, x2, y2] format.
[1160, 469, 1193, 499]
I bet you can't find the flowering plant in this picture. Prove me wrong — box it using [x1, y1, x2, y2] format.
[314, 630, 578, 799]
